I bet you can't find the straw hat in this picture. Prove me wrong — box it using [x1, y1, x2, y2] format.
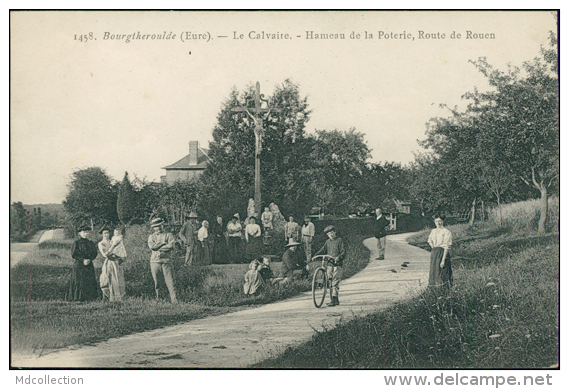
[285, 238, 302, 248]
[150, 217, 165, 227]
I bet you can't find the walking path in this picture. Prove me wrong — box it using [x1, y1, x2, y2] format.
[10, 231, 42, 268]
[10, 229, 63, 268]
[12, 233, 430, 368]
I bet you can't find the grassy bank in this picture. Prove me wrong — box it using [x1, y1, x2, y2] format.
[10, 224, 369, 354]
[256, 222, 559, 368]
[488, 196, 559, 232]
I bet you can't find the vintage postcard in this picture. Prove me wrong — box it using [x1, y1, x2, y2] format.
[9, 9, 559, 383]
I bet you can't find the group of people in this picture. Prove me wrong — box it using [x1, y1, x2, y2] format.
[179, 212, 226, 266]
[66, 206, 453, 305]
[242, 222, 346, 307]
[178, 209, 276, 266]
[67, 225, 127, 302]
[176, 209, 317, 265]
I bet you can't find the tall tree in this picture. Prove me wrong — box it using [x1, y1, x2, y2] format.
[63, 167, 118, 229]
[198, 79, 313, 218]
[117, 171, 137, 225]
[360, 161, 411, 212]
[421, 107, 488, 224]
[309, 128, 371, 215]
[155, 180, 200, 224]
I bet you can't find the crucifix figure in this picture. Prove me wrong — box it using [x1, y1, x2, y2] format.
[232, 82, 282, 217]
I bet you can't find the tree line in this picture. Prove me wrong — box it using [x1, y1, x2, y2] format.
[414, 30, 558, 231]
[10, 202, 63, 241]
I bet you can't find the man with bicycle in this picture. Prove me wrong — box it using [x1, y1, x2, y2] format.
[314, 225, 346, 306]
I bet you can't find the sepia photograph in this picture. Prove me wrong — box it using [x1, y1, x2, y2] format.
[9, 8, 559, 378]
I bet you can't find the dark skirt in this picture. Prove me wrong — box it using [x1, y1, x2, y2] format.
[198, 240, 211, 266]
[428, 247, 453, 289]
[245, 236, 262, 260]
[212, 236, 229, 264]
[67, 259, 99, 301]
[227, 237, 242, 263]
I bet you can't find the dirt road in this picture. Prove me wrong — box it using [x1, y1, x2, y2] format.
[12, 233, 430, 368]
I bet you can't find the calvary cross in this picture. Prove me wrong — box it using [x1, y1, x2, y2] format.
[231, 82, 282, 217]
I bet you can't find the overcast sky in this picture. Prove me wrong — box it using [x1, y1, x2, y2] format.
[10, 10, 556, 204]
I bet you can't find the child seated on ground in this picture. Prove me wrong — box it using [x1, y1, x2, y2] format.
[243, 257, 285, 295]
[259, 256, 285, 285]
[243, 259, 262, 295]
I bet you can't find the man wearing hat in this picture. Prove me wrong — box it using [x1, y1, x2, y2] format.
[315, 225, 346, 306]
[179, 211, 199, 266]
[148, 218, 178, 303]
[67, 225, 99, 301]
[281, 238, 309, 280]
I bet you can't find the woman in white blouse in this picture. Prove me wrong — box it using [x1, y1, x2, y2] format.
[197, 220, 211, 265]
[427, 216, 453, 290]
[245, 216, 263, 261]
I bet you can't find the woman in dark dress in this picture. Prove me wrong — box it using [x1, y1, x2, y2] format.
[211, 215, 228, 264]
[67, 225, 99, 301]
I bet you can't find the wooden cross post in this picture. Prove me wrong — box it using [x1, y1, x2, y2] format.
[231, 82, 281, 217]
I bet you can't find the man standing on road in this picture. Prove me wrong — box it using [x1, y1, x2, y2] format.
[148, 218, 178, 303]
[375, 207, 390, 260]
[179, 211, 199, 266]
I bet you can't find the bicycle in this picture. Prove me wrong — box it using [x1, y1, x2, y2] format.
[311, 254, 337, 308]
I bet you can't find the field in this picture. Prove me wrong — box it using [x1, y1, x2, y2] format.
[10, 223, 370, 354]
[256, 199, 559, 368]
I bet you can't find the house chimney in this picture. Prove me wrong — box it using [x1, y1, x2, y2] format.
[189, 141, 199, 166]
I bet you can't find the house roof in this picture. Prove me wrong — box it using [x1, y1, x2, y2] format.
[161, 147, 210, 170]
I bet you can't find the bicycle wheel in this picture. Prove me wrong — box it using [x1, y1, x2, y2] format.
[312, 267, 327, 308]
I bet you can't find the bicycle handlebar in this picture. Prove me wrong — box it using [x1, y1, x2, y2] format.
[311, 254, 337, 262]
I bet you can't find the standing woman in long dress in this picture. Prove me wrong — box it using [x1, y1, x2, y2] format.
[197, 220, 211, 265]
[427, 216, 453, 291]
[245, 216, 262, 262]
[98, 226, 126, 301]
[67, 226, 99, 301]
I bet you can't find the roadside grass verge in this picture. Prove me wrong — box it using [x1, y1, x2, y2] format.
[255, 223, 559, 368]
[10, 298, 233, 355]
[11, 225, 369, 354]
